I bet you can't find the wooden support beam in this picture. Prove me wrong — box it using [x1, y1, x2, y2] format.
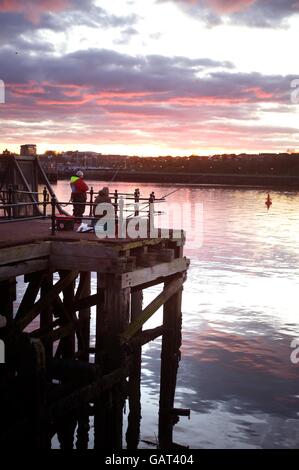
[94, 273, 130, 450]
[50, 255, 123, 273]
[77, 272, 91, 362]
[54, 270, 79, 449]
[17, 270, 79, 331]
[105, 238, 165, 253]
[119, 257, 189, 289]
[128, 325, 164, 349]
[159, 275, 183, 449]
[0, 279, 16, 324]
[39, 319, 83, 344]
[0, 258, 48, 281]
[126, 290, 143, 450]
[46, 368, 128, 421]
[15, 272, 45, 321]
[73, 293, 98, 311]
[95, 277, 105, 367]
[96, 274, 131, 372]
[130, 277, 167, 292]
[59, 271, 76, 359]
[29, 318, 61, 338]
[120, 276, 184, 343]
[0, 242, 51, 267]
[170, 408, 190, 418]
[49, 241, 121, 273]
[50, 241, 117, 260]
[94, 275, 106, 450]
[40, 273, 54, 362]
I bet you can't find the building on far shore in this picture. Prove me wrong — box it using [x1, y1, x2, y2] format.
[20, 144, 37, 156]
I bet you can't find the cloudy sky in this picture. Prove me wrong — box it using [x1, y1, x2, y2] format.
[0, 0, 299, 156]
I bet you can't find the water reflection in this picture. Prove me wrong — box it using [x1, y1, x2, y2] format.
[141, 324, 299, 448]
[41, 184, 299, 447]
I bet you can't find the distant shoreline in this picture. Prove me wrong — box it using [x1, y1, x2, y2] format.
[53, 169, 299, 190]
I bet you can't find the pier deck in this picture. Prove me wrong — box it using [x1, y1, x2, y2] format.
[0, 217, 190, 449]
[0, 218, 179, 247]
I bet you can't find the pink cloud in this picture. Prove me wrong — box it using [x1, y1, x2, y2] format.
[170, 0, 257, 14]
[7, 82, 45, 96]
[246, 87, 273, 100]
[0, 0, 72, 22]
[37, 97, 92, 106]
[205, 0, 257, 14]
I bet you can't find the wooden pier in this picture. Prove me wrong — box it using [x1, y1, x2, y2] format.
[0, 156, 190, 449]
[0, 214, 189, 449]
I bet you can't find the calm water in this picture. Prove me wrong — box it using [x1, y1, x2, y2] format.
[51, 182, 299, 448]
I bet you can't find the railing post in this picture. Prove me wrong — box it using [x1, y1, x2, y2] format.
[114, 190, 118, 217]
[148, 192, 155, 236]
[51, 194, 56, 236]
[134, 188, 140, 217]
[89, 186, 94, 217]
[114, 189, 118, 236]
[8, 184, 13, 219]
[118, 196, 125, 238]
[43, 187, 48, 217]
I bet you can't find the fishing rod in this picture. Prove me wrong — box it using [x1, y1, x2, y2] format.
[126, 170, 226, 219]
[160, 184, 186, 200]
[110, 168, 120, 183]
[126, 182, 193, 219]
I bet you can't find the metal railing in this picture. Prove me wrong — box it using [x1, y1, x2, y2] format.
[0, 186, 165, 236]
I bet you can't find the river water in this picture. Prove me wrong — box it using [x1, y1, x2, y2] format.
[52, 181, 299, 448]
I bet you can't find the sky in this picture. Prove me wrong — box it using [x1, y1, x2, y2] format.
[0, 0, 299, 156]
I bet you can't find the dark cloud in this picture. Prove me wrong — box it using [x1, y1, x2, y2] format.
[0, 0, 137, 25]
[0, 1, 139, 51]
[160, 0, 299, 28]
[114, 26, 139, 45]
[0, 0, 75, 21]
[0, 47, 293, 118]
[0, 48, 236, 88]
[0, 47, 296, 152]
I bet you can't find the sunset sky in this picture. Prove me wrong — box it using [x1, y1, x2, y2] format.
[0, 0, 299, 156]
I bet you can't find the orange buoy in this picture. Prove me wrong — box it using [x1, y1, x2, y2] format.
[265, 193, 272, 209]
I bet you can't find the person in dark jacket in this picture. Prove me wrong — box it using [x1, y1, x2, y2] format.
[92, 187, 111, 230]
[70, 170, 89, 222]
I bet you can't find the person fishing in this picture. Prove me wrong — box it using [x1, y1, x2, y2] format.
[70, 170, 89, 222]
[92, 187, 111, 231]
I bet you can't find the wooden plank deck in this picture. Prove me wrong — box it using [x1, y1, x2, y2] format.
[0, 219, 188, 281]
[0, 219, 184, 249]
[0, 219, 109, 248]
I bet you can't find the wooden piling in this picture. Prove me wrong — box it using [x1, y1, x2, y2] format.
[77, 272, 91, 362]
[0, 278, 16, 324]
[126, 290, 143, 449]
[94, 273, 130, 449]
[40, 274, 53, 361]
[0, 213, 189, 449]
[76, 271, 91, 448]
[59, 271, 76, 359]
[158, 274, 183, 448]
